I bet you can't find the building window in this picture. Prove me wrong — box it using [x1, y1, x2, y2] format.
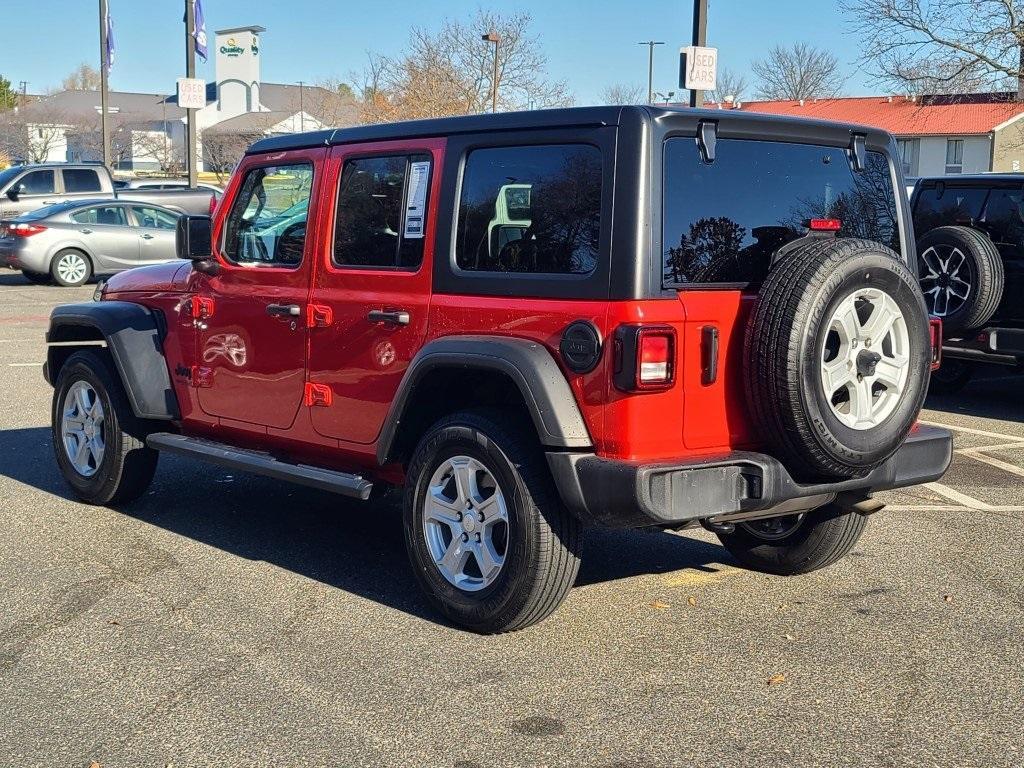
[896, 138, 918, 176]
[945, 139, 964, 174]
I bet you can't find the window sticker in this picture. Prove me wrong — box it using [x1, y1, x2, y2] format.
[404, 160, 430, 239]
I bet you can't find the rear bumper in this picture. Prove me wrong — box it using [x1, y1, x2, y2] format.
[943, 327, 1024, 364]
[547, 425, 952, 528]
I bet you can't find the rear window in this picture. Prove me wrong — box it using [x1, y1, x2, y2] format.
[663, 138, 900, 287]
[455, 144, 602, 275]
[912, 185, 989, 234]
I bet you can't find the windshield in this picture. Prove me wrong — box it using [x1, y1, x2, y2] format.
[663, 138, 901, 287]
[0, 166, 24, 190]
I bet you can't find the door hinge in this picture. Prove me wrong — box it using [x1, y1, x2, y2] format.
[190, 365, 214, 388]
[304, 382, 333, 407]
[306, 304, 334, 328]
[186, 296, 215, 319]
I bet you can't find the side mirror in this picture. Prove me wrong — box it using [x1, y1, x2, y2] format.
[175, 215, 212, 260]
[6, 186, 20, 202]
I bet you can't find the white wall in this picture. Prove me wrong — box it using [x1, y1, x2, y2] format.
[914, 135, 991, 176]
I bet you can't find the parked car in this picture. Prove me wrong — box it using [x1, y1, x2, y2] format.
[0, 163, 216, 219]
[113, 177, 224, 197]
[910, 175, 1024, 392]
[1, 199, 180, 286]
[44, 107, 951, 632]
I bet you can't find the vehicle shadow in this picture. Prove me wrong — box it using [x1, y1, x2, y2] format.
[925, 365, 1024, 424]
[0, 426, 735, 627]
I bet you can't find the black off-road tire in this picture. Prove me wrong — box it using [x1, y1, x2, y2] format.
[716, 502, 869, 576]
[917, 226, 1003, 333]
[52, 350, 158, 505]
[746, 238, 930, 481]
[22, 270, 51, 285]
[403, 408, 581, 633]
[928, 358, 974, 395]
[50, 248, 93, 287]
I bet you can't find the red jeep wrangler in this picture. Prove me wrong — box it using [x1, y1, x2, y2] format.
[45, 107, 951, 632]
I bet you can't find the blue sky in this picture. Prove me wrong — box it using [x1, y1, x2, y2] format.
[3, 0, 873, 103]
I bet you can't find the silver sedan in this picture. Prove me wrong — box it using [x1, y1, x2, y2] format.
[0, 200, 181, 286]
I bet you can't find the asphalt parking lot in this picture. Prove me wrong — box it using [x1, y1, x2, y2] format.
[1, 272, 1021, 768]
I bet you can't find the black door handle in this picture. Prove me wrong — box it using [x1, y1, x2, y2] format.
[267, 303, 301, 317]
[367, 309, 410, 326]
[701, 325, 719, 386]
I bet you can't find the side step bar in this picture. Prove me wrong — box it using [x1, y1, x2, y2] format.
[146, 432, 374, 500]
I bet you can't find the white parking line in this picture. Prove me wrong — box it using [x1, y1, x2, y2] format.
[921, 419, 1023, 443]
[887, 504, 1024, 512]
[923, 482, 995, 510]
[7, 362, 42, 367]
[957, 449, 1024, 479]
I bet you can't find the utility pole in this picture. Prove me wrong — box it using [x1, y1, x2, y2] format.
[184, 0, 198, 188]
[638, 41, 665, 105]
[688, 0, 708, 108]
[98, 0, 111, 169]
[482, 32, 501, 113]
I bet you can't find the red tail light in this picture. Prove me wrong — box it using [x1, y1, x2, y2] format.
[6, 223, 47, 237]
[613, 325, 677, 392]
[928, 317, 942, 371]
[807, 218, 842, 231]
[208, 194, 218, 216]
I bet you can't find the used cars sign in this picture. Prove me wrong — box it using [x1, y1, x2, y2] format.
[679, 45, 718, 92]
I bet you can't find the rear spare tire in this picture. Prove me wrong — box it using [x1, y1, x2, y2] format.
[746, 238, 930, 481]
[917, 226, 1003, 333]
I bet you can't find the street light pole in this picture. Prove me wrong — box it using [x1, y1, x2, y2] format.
[688, 0, 709, 108]
[482, 32, 500, 113]
[98, 0, 111, 169]
[184, 0, 198, 188]
[638, 41, 665, 105]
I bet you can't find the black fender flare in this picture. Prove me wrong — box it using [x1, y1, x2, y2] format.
[45, 301, 179, 420]
[377, 335, 592, 464]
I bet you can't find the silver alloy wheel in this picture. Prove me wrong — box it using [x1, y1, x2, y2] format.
[422, 455, 509, 592]
[740, 513, 805, 541]
[61, 380, 105, 477]
[56, 252, 88, 285]
[820, 287, 910, 431]
[919, 245, 971, 317]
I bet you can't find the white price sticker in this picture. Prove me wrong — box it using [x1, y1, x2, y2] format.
[404, 160, 431, 239]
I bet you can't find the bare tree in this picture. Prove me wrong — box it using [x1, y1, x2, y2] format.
[61, 63, 101, 91]
[709, 67, 748, 104]
[599, 83, 645, 105]
[132, 130, 185, 174]
[202, 129, 262, 183]
[843, 0, 1024, 99]
[356, 10, 571, 123]
[752, 43, 844, 100]
[0, 106, 72, 162]
[66, 116, 133, 167]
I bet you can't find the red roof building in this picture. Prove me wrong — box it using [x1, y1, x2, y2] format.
[708, 94, 1024, 177]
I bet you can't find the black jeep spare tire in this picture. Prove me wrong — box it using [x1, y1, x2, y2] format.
[746, 238, 930, 481]
[916, 225, 1003, 333]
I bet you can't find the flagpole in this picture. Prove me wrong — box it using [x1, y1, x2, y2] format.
[99, 0, 111, 169]
[185, 0, 198, 188]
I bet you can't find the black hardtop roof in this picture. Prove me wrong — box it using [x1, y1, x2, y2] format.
[916, 173, 1024, 185]
[247, 105, 894, 155]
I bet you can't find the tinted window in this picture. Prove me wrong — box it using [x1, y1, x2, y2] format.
[333, 154, 430, 269]
[982, 188, 1024, 244]
[913, 185, 988, 234]
[131, 206, 178, 229]
[63, 168, 101, 193]
[71, 205, 128, 226]
[455, 144, 601, 275]
[18, 170, 55, 195]
[663, 139, 900, 286]
[223, 163, 313, 267]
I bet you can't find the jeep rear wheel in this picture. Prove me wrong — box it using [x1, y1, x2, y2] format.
[716, 501, 868, 575]
[746, 238, 930, 480]
[403, 409, 581, 633]
[52, 350, 158, 505]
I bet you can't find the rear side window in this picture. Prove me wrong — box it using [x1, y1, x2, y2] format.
[333, 153, 431, 269]
[455, 144, 601, 275]
[63, 168, 101, 193]
[912, 185, 988, 234]
[222, 163, 313, 268]
[982, 188, 1024, 244]
[662, 138, 900, 287]
[71, 206, 128, 226]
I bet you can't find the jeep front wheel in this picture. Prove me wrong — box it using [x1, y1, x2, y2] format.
[715, 501, 869, 575]
[52, 350, 158, 505]
[403, 409, 581, 633]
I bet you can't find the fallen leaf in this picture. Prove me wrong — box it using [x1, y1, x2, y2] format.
[687, 596, 697, 607]
[767, 673, 786, 686]
[943, 594, 954, 603]
[107, 620, 120, 626]
[89, 762, 102, 768]
[650, 600, 670, 611]
[783, 634, 795, 641]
